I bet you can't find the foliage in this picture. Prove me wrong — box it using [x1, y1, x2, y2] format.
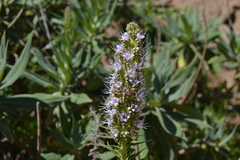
[0, 0, 239, 160]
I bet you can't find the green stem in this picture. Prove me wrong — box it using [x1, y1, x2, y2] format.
[120, 141, 127, 160]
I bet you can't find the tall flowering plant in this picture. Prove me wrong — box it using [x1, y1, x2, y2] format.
[102, 22, 147, 160]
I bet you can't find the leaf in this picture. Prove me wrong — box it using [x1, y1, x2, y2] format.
[164, 10, 179, 35]
[154, 108, 185, 139]
[59, 105, 71, 139]
[137, 128, 149, 159]
[41, 153, 61, 160]
[99, 0, 117, 31]
[0, 115, 14, 142]
[97, 151, 115, 160]
[31, 47, 60, 81]
[0, 33, 33, 90]
[100, 144, 121, 159]
[165, 56, 196, 92]
[22, 69, 58, 88]
[168, 71, 195, 102]
[165, 103, 202, 119]
[184, 118, 213, 129]
[218, 125, 238, 147]
[181, 14, 192, 39]
[61, 154, 75, 160]
[70, 93, 92, 104]
[0, 32, 7, 81]
[155, 116, 175, 160]
[49, 129, 73, 148]
[148, 100, 161, 108]
[222, 62, 239, 69]
[208, 56, 226, 64]
[11, 93, 69, 106]
[128, 148, 146, 160]
[0, 97, 49, 109]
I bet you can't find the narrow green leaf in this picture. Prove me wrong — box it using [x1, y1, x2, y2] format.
[155, 118, 175, 160]
[208, 56, 226, 64]
[31, 47, 60, 81]
[49, 129, 73, 148]
[128, 148, 146, 160]
[165, 103, 202, 119]
[22, 69, 58, 88]
[168, 70, 195, 102]
[218, 125, 238, 147]
[100, 144, 121, 158]
[61, 154, 75, 160]
[137, 128, 149, 159]
[0, 32, 7, 81]
[164, 10, 179, 34]
[222, 62, 239, 69]
[0, 97, 49, 109]
[181, 14, 192, 39]
[11, 93, 69, 106]
[99, 0, 117, 31]
[154, 108, 185, 139]
[215, 118, 225, 139]
[41, 153, 61, 160]
[148, 100, 161, 108]
[0, 115, 14, 142]
[97, 151, 115, 160]
[184, 118, 213, 129]
[0, 33, 33, 90]
[59, 105, 71, 139]
[166, 56, 196, 91]
[70, 93, 92, 105]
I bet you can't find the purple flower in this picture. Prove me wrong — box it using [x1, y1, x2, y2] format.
[110, 97, 119, 107]
[127, 69, 136, 78]
[129, 78, 141, 87]
[105, 118, 113, 127]
[133, 63, 142, 70]
[105, 100, 111, 109]
[129, 104, 141, 112]
[136, 33, 145, 40]
[110, 128, 119, 137]
[122, 51, 134, 61]
[120, 113, 130, 122]
[108, 109, 116, 117]
[121, 32, 129, 41]
[115, 80, 123, 88]
[103, 22, 146, 141]
[115, 44, 123, 54]
[112, 62, 122, 72]
[133, 120, 144, 128]
[136, 88, 145, 101]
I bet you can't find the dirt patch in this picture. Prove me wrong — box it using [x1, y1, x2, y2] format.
[167, 0, 240, 34]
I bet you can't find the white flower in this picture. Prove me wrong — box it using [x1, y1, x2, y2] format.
[108, 109, 117, 117]
[110, 128, 119, 137]
[115, 80, 123, 88]
[136, 33, 145, 40]
[133, 120, 144, 128]
[122, 51, 134, 61]
[115, 44, 123, 53]
[110, 97, 119, 107]
[121, 32, 129, 41]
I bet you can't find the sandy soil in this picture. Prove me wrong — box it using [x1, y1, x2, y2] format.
[167, 0, 240, 34]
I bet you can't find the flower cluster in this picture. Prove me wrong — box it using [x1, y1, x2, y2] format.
[103, 22, 146, 142]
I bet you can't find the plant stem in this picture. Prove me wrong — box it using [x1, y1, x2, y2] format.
[120, 141, 127, 160]
[36, 102, 42, 160]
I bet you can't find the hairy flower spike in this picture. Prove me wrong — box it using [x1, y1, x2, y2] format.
[103, 22, 146, 144]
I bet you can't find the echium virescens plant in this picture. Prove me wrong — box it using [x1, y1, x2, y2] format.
[102, 22, 147, 160]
